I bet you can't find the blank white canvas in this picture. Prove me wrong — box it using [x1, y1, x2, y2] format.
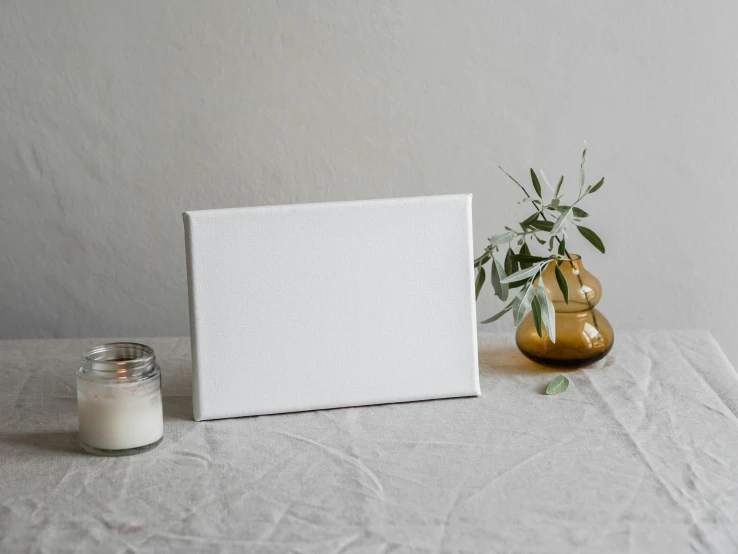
[183, 194, 479, 420]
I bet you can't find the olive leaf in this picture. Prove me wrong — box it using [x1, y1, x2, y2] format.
[556, 205, 589, 218]
[551, 207, 574, 236]
[557, 237, 566, 256]
[489, 262, 501, 296]
[474, 252, 491, 267]
[504, 248, 515, 276]
[489, 231, 516, 246]
[507, 250, 525, 288]
[475, 266, 485, 300]
[518, 242, 532, 269]
[511, 254, 550, 263]
[589, 177, 604, 194]
[521, 212, 539, 227]
[576, 225, 606, 254]
[554, 263, 569, 304]
[540, 169, 555, 193]
[531, 296, 543, 337]
[546, 375, 569, 395]
[480, 302, 513, 324]
[513, 282, 536, 327]
[491, 259, 509, 301]
[555, 175, 564, 197]
[536, 279, 556, 343]
[530, 168, 542, 198]
[501, 263, 544, 284]
[529, 220, 554, 232]
[579, 141, 588, 193]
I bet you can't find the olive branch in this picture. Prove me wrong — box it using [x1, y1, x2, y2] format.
[475, 143, 606, 343]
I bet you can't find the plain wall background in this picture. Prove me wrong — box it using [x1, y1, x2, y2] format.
[2, 1, 737, 364]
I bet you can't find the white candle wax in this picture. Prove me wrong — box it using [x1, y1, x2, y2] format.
[77, 379, 163, 451]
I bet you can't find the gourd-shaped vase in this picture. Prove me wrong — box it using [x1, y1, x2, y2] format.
[516, 255, 614, 367]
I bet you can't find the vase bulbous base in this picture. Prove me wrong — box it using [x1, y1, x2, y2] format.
[515, 308, 614, 368]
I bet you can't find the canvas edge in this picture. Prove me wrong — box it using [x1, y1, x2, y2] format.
[183, 193, 471, 218]
[464, 194, 482, 397]
[182, 212, 205, 421]
[195, 391, 482, 421]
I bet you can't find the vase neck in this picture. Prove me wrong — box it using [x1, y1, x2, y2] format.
[539, 254, 601, 311]
[560, 254, 583, 273]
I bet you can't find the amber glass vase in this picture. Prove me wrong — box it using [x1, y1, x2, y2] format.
[516, 255, 613, 367]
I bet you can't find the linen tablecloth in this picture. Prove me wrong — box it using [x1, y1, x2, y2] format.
[1, 331, 737, 553]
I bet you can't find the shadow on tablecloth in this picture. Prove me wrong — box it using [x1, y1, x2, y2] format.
[0, 430, 83, 455]
[163, 395, 193, 422]
[478, 345, 616, 375]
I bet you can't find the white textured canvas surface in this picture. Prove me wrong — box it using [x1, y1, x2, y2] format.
[183, 195, 479, 420]
[2, 332, 738, 552]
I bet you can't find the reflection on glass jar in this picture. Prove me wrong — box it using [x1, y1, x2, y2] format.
[77, 342, 163, 456]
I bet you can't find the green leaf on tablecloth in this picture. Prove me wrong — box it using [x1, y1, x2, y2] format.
[546, 375, 569, 395]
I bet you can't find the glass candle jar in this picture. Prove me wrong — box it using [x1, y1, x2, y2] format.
[77, 342, 163, 456]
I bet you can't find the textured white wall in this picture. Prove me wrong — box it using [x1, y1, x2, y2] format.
[2, 1, 737, 364]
